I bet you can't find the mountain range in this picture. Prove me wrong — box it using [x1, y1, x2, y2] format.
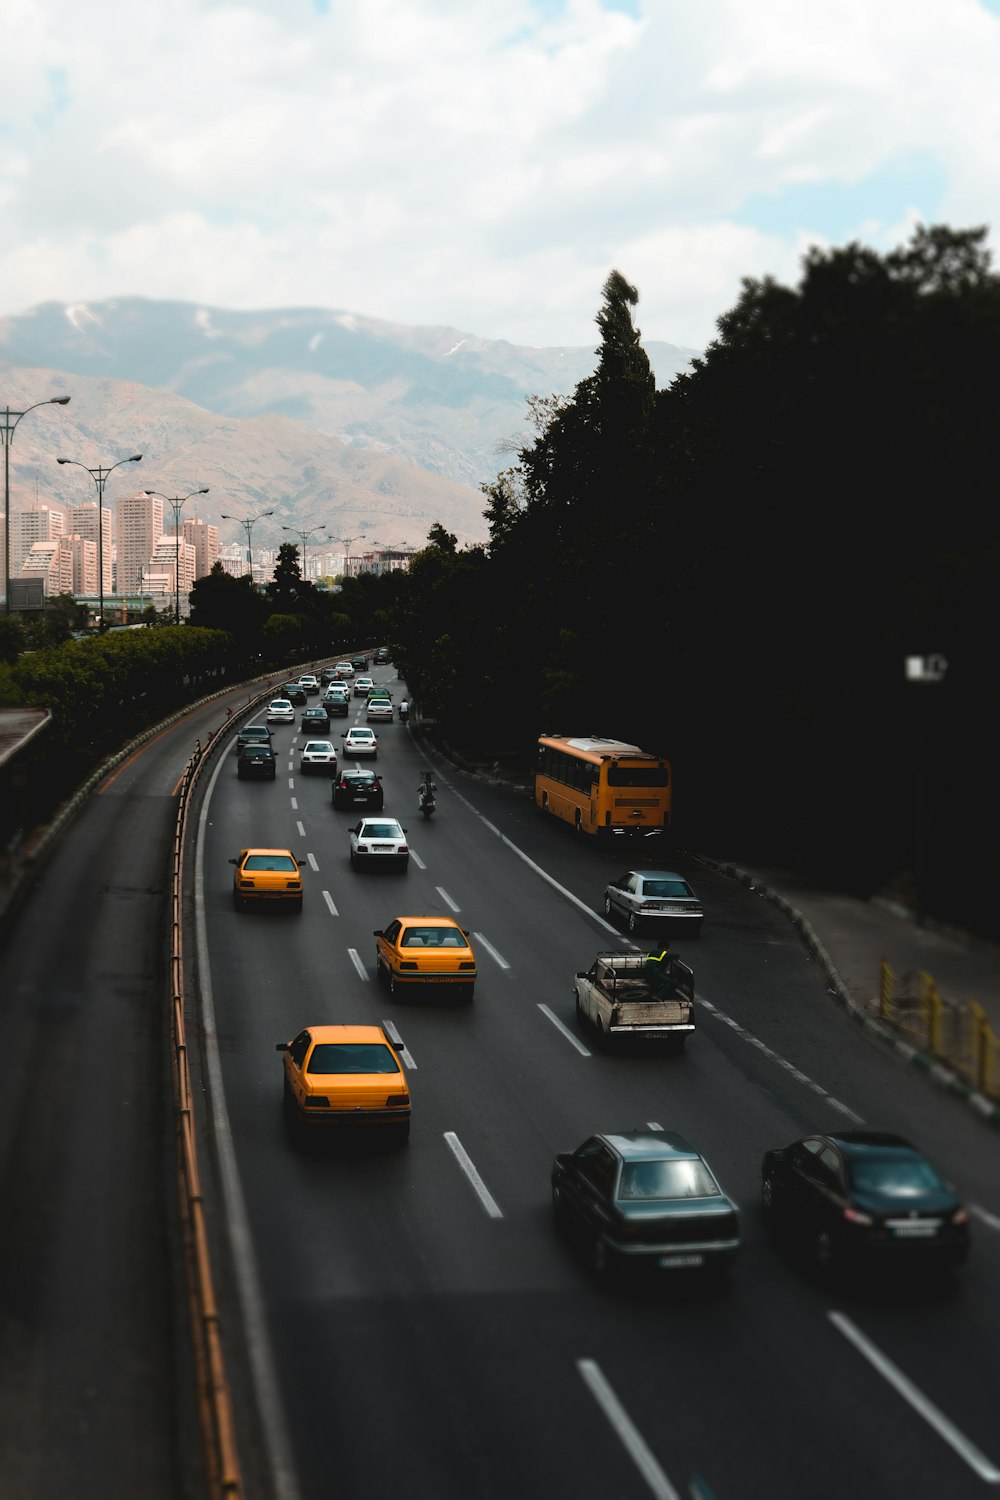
[0, 298, 697, 548]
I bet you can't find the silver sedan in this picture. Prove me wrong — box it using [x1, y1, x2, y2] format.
[603, 870, 703, 937]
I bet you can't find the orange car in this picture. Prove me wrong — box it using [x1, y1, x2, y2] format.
[277, 1024, 410, 1141]
[230, 848, 303, 911]
[373, 915, 477, 1001]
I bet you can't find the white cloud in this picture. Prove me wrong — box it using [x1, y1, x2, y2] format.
[0, 0, 998, 348]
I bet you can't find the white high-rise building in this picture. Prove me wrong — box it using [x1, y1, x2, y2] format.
[150, 534, 197, 608]
[20, 539, 74, 596]
[69, 501, 112, 596]
[182, 517, 219, 580]
[117, 492, 163, 597]
[10, 505, 64, 579]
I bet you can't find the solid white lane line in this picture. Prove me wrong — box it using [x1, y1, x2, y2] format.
[409, 850, 426, 870]
[828, 1312, 1000, 1483]
[473, 931, 510, 970]
[195, 744, 302, 1500]
[296, 821, 306, 837]
[577, 1359, 682, 1500]
[436, 885, 460, 912]
[322, 891, 338, 916]
[699, 992, 864, 1125]
[381, 1019, 416, 1070]
[538, 1004, 591, 1057]
[290, 797, 298, 810]
[307, 853, 319, 872]
[348, 948, 368, 981]
[971, 1203, 1000, 1233]
[443, 1132, 503, 1219]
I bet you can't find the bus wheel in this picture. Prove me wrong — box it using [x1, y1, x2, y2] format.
[575, 809, 583, 834]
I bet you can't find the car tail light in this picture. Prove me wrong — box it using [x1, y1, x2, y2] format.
[398, 844, 408, 853]
[843, 1207, 874, 1226]
[459, 961, 475, 970]
[386, 1094, 410, 1107]
[287, 880, 302, 890]
[304, 1096, 330, 1109]
[952, 1208, 970, 1225]
[239, 879, 254, 887]
[358, 843, 369, 853]
[400, 961, 418, 971]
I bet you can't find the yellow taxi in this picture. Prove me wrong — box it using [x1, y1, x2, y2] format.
[373, 916, 477, 1001]
[230, 848, 303, 911]
[277, 1024, 410, 1141]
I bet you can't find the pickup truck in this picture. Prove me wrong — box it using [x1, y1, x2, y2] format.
[574, 951, 695, 1050]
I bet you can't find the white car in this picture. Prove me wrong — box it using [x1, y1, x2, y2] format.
[366, 698, 394, 721]
[298, 674, 320, 695]
[349, 817, 409, 870]
[334, 661, 355, 679]
[299, 740, 338, 774]
[266, 699, 295, 724]
[353, 676, 375, 698]
[342, 727, 379, 759]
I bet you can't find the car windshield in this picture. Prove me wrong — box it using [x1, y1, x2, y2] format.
[244, 854, 297, 871]
[307, 1043, 399, 1074]
[642, 879, 693, 898]
[362, 823, 400, 837]
[618, 1159, 721, 1200]
[401, 926, 464, 948]
[847, 1157, 945, 1196]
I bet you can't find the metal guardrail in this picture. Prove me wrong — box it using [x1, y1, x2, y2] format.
[879, 960, 1000, 1098]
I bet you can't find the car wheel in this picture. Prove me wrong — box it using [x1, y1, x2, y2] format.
[603, 894, 613, 918]
[460, 983, 475, 1003]
[232, 890, 244, 911]
[591, 1235, 611, 1279]
[349, 850, 356, 866]
[391, 1121, 410, 1146]
[388, 970, 398, 998]
[552, 1183, 567, 1228]
[574, 809, 583, 834]
[762, 1175, 775, 1214]
[627, 911, 638, 935]
[575, 988, 584, 1020]
[815, 1230, 837, 1276]
[292, 897, 303, 913]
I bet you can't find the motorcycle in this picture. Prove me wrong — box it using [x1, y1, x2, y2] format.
[398, 703, 410, 723]
[418, 779, 437, 818]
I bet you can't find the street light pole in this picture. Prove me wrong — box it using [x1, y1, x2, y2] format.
[56, 453, 142, 632]
[144, 488, 210, 625]
[331, 534, 366, 578]
[221, 510, 274, 580]
[281, 523, 329, 583]
[2, 395, 71, 613]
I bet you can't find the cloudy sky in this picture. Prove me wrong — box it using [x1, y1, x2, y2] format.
[2, 0, 999, 351]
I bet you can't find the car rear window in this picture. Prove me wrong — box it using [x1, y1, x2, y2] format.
[304, 742, 333, 752]
[362, 823, 399, 838]
[401, 926, 464, 948]
[244, 855, 297, 871]
[642, 879, 693, 898]
[242, 746, 273, 757]
[307, 1043, 399, 1074]
[847, 1157, 944, 1196]
[618, 1159, 721, 1200]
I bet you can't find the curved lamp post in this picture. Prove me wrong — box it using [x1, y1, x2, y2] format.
[3, 395, 71, 614]
[221, 509, 274, 581]
[281, 523, 329, 583]
[56, 452, 142, 631]
[331, 534, 366, 578]
[144, 488, 210, 624]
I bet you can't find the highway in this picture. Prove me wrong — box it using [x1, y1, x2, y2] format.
[195, 668, 1000, 1500]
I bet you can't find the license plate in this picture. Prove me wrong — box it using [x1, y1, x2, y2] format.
[352, 796, 367, 802]
[892, 1223, 938, 1238]
[658, 1253, 704, 1268]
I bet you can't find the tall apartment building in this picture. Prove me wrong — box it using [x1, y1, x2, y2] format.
[150, 534, 197, 605]
[116, 491, 162, 597]
[68, 501, 112, 596]
[9, 505, 65, 578]
[64, 534, 99, 595]
[182, 517, 219, 580]
[20, 539, 74, 596]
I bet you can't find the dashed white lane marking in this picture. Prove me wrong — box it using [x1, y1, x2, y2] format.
[306, 853, 319, 872]
[381, 1019, 416, 1070]
[648, 1121, 664, 1131]
[436, 885, 460, 911]
[290, 797, 298, 811]
[287, 777, 294, 788]
[296, 821, 305, 837]
[444, 1132, 503, 1219]
[347, 948, 368, 981]
[971, 1203, 1000, 1233]
[698, 997, 863, 1123]
[829, 1312, 1000, 1483]
[409, 850, 426, 870]
[577, 1359, 682, 1500]
[322, 891, 338, 916]
[473, 931, 510, 970]
[538, 1004, 591, 1057]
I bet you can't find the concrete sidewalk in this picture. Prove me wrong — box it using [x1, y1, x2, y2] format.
[696, 855, 1000, 1128]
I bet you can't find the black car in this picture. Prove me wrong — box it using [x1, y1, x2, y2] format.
[234, 724, 272, 757]
[761, 1131, 970, 1275]
[351, 654, 369, 671]
[301, 706, 331, 733]
[320, 667, 339, 686]
[552, 1131, 740, 1282]
[322, 691, 350, 717]
[280, 682, 307, 706]
[332, 769, 384, 811]
[237, 743, 278, 780]
[374, 647, 390, 664]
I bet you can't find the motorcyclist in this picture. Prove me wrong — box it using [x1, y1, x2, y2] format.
[399, 698, 410, 722]
[418, 771, 436, 811]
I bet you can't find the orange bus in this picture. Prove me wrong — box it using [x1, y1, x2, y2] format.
[535, 735, 671, 838]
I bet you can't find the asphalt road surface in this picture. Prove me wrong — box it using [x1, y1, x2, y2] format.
[195, 672, 1000, 1500]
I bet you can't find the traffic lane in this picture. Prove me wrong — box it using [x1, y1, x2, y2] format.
[415, 766, 1000, 1213]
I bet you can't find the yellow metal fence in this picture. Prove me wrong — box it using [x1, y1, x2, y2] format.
[879, 961, 1000, 1099]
